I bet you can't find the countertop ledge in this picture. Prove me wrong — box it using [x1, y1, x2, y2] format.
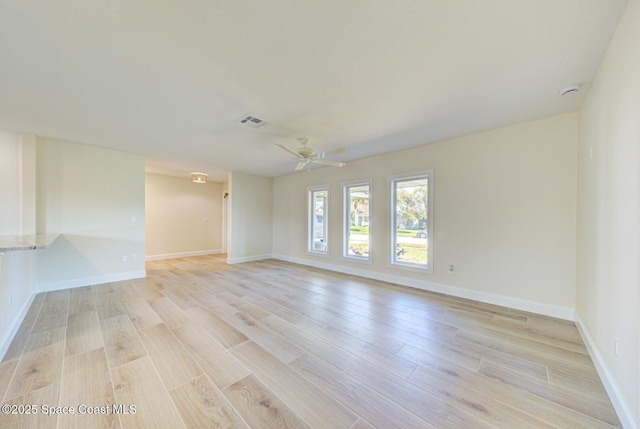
[0, 234, 59, 252]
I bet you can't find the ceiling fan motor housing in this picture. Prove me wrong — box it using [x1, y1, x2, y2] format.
[298, 147, 315, 157]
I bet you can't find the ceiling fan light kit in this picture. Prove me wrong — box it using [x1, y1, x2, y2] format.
[276, 137, 346, 172]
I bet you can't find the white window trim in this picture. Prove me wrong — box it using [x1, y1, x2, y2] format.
[342, 179, 372, 264]
[389, 170, 434, 274]
[307, 184, 330, 257]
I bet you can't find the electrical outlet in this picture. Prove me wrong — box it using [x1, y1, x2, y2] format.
[131, 254, 137, 262]
[448, 264, 454, 273]
[121, 255, 128, 263]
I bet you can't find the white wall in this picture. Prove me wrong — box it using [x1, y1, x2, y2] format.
[228, 172, 273, 263]
[35, 138, 146, 289]
[20, 134, 37, 235]
[0, 251, 35, 358]
[222, 182, 229, 253]
[0, 131, 21, 235]
[0, 131, 36, 358]
[576, 0, 640, 426]
[145, 173, 223, 259]
[274, 113, 578, 318]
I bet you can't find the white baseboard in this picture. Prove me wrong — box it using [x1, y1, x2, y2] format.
[575, 313, 637, 429]
[227, 253, 273, 264]
[36, 270, 146, 293]
[0, 291, 36, 360]
[272, 254, 574, 321]
[146, 249, 222, 261]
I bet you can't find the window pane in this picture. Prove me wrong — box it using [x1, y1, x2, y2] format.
[310, 188, 328, 253]
[392, 176, 429, 267]
[345, 183, 370, 259]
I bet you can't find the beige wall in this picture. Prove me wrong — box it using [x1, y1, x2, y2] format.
[576, 0, 640, 426]
[228, 172, 273, 263]
[274, 113, 578, 318]
[35, 138, 146, 289]
[145, 173, 223, 259]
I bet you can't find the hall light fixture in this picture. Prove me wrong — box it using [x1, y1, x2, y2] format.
[191, 172, 207, 183]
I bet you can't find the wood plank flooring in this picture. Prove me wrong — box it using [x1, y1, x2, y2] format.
[0, 255, 622, 428]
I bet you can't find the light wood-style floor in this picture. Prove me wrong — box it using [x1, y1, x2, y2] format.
[0, 255, 621, 428]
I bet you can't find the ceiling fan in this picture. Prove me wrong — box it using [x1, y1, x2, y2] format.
[277, 138, 346, 171]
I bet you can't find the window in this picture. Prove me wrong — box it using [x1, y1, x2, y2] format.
[308, 186, 329, 254]
[343, 181, 371, 261]
[390, 171, 433, 272]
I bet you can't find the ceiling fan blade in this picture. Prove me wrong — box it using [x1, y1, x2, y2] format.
[313, 159, 346, 168]
[316, 147, 346, 159]
[295, 160, 309, 171]
[276, 144, 302, 158]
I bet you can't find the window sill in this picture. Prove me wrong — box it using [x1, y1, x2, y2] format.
[390, 261, 433, 275]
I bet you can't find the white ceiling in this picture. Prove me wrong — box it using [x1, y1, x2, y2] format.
[0, 1, 628, 182]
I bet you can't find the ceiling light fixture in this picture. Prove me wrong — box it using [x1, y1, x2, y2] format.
[559, 84, 581, 96]
[191, 172, 208, 184]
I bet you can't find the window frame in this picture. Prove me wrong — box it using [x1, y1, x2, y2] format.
[389, 170, 434, 274]
[307, 185, 330, 256]
[342, 179, 372, 263]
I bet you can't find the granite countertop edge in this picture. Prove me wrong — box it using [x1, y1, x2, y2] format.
[0, 234, 59, 252]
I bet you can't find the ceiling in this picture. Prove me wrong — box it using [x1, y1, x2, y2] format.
[0, 1, 628, 182]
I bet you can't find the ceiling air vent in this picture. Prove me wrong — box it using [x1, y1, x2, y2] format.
[237, 114, 267, 128]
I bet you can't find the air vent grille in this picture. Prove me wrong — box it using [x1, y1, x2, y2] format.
[237, 115, 267, 128]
